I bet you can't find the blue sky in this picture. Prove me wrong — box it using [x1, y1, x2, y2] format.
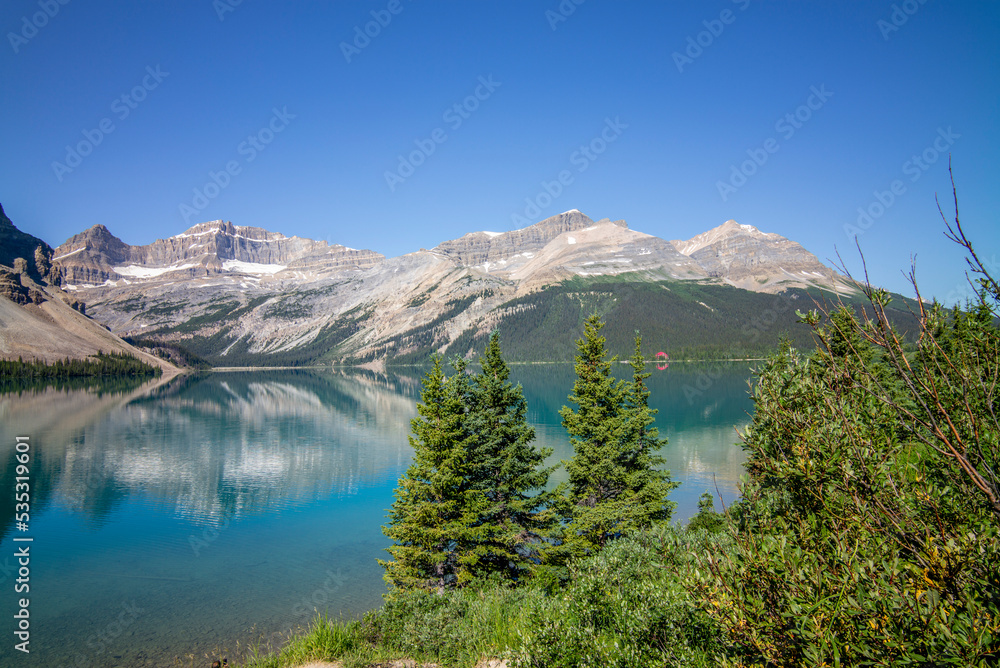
[1, 0, 997, 304]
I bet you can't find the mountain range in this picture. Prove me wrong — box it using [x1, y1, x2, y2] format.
[2, 205, 881, 366]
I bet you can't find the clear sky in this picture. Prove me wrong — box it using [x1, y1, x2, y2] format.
[1, 0, 997, 304]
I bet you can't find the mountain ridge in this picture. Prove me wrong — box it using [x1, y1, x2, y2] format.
[55, 219, 385, 287]
[45, 210, 854, 297]
[4, 204, 865, 366]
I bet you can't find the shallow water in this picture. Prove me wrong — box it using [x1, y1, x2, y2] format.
[0, 363, 752, 666]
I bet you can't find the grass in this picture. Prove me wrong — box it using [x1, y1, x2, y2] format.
[236, 616, 369, 668]
[231, 584, 545, 668]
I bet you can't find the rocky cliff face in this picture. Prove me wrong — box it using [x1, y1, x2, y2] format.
[53, 220, 385, 287]
[434, 209, 607, 270]
[54, 224, 134, 285]
[0, 203, 56, 282]
[0, 267, 45, 305]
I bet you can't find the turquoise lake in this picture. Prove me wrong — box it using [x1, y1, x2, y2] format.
[0, 363, 753, 666]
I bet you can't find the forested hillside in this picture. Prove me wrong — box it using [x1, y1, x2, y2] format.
[164, 274, 919, 367]
[401, 277, 921, 365]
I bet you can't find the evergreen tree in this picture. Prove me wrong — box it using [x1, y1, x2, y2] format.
[686, 492, 725, 533]
[620, 332, 677, 519]
[382, 334, 561, 591]
[380, 356, 482, 592]
[464, 331, 559, 580]
[560, 314, 676, 555]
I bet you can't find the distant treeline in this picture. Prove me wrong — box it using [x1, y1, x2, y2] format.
[0, 351, 162, 379]
[121, 336, 213, 369]
[0, 374, 152, 396]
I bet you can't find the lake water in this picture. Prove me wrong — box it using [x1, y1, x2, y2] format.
[0, 363, 753, 667]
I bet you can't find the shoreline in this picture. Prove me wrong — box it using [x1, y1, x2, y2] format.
[206, 358, 765, 372]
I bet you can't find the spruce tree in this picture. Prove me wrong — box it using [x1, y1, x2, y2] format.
[464, 331, 559, 580]
[560, 314, 676, 555]
[686, 492, 725, 533]
[620, 332, 677, 521]
[380, 356, 482, 592]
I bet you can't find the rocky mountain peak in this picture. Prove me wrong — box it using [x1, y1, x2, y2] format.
[670, 219, 780, 257]
[57, 224, 130, 259]
[0, 203, 55, 279]
[433, 209, 607, 269]
[505, 217, 707, 286]
[53, 225, 132, 285]
[173, 220, 286, 244]
[718, 219, 763, 236]
[83, 224, 126, 244]
[670, 219, 852, 293]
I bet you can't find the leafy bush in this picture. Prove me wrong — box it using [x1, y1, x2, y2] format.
[514, 527, 725, 668]
[692, 193, 1000, 666]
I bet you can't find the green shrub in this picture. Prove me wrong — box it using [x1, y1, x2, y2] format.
[514, 527, 725, 668]
[361, 581, 544, 667]
[697, 302, 1000, 664]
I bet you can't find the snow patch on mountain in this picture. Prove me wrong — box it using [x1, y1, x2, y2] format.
[113, 263, 200, 278]
[222, 260, 287, 274]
